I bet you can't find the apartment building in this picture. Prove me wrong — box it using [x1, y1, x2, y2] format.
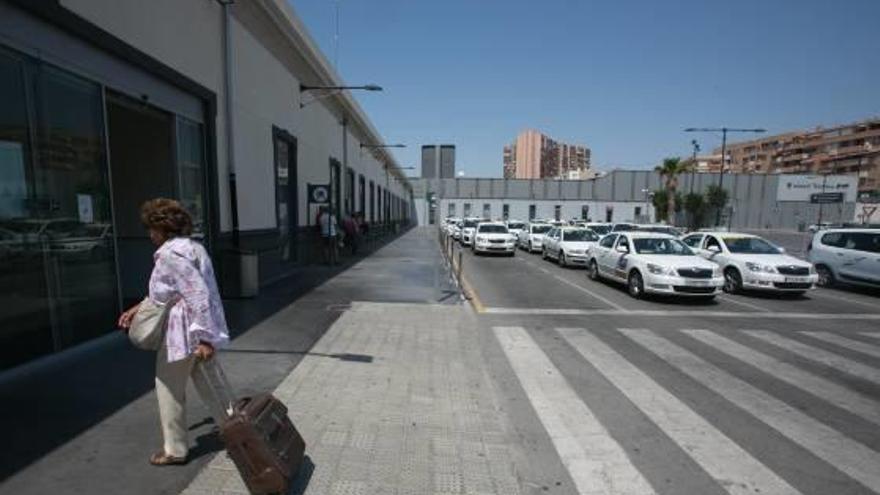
[502, 129, 591, 179]
[713, 118, 880, 196]
[421, 144, 455, 178]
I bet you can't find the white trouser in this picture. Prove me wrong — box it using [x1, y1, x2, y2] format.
[154, 345, 216, 458]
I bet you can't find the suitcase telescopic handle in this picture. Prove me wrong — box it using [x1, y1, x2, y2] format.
[197, 358, 237, 421]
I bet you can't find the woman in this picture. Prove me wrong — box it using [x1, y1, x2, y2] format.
[118, 198, 230, 466]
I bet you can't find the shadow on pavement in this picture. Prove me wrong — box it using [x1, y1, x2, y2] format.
[223, 348, 374, 363]
[0, 231, 405, 483]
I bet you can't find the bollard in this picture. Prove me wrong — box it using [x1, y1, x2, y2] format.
[457, 250, 463, 283]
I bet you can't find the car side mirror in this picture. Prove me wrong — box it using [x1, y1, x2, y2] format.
[616, 244, 629, 253]
[707, 245, 721, 253]
[778, 247, 786, 253]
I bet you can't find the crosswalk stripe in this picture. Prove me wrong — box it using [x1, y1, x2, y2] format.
[621, 328, 880, 493]
[683, 330, 880, 427]
[745, 330, 880, 384]
[559, 328, 799, 495]
[802, 331, 880, 359]
[493, 326, 655, 495]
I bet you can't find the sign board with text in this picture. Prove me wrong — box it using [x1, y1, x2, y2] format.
[810, 192, 844, 204]
[776, 175, 857, 202]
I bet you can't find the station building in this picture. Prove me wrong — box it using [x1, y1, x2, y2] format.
[0, 0, 412, 369]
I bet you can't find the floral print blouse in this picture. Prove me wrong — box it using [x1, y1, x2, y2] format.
[148, 237, 230, 362]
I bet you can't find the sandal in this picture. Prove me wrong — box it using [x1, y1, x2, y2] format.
[150, 451, 187, 466]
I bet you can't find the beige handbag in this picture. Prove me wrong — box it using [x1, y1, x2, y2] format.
[128, 297, 176, 351]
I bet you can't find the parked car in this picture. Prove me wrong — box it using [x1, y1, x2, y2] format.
[541, 227, 600, 267]
[459, 218, 481, 246]
[807, 222, 835, 233]
[505, 220, 526, 239]
[473, 222, 516, 256]
[637, 224, 683, 238]
[588, 232, 723, 299]
[48, 223, 113, 260]
[681, 231, 818, 294]
[610, 222, 639, 233]
[518, 222, 552, 252]
[444, 217, 461, 236]
[582, 222, 612, 236]
[451, 220, 463, 240]
[807, 228, 880, 288]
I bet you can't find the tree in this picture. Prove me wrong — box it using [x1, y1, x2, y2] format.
[651, 189, 668, 222]
[683, 192, 706, 230]
[655, 157, 689, 225]
[705, 184, 729, 226]
[651, 189, 683, 223]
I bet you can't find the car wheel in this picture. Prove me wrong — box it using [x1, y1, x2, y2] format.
[815, 265, 834, 287]
[558, 252, 566, 267]
[723, 268, 743, 294]
[588, 260, 600, 280]
[627, 271, 645, 299]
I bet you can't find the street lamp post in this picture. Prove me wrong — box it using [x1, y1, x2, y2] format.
[641, 188, 652, 223]
[689, 139, 700, 194]
[685, 127, 766, 226]
[299, 84, 382, 108]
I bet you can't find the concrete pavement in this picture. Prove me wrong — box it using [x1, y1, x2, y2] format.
[0, 228, 458, 495]
[458, 236, 880, 494]
[182, 303, 573, 495]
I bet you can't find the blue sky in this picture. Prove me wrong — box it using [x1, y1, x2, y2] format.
[290, 0, 880, 177]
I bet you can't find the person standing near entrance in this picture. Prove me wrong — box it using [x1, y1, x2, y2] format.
[117, 198, 229, 466]
[318, 206, 339, 265]
[342, 212, 359, 255]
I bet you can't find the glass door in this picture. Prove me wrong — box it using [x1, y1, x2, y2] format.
[0, 51, 119, 369]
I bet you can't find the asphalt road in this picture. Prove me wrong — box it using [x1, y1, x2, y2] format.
[456, 238, 880, 495]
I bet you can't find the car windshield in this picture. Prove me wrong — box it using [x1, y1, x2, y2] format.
[613, 224, 637, 231]
[507, 223, 525, 230]
[479, 225, 508, 233]
[531, 225, 551, 234]
[722, 236, 780, 254]
[463, 220, 477, 228]
[589, 225, 611, 235]
[563, 230, 598, 241]
[633, 237, 693, 255]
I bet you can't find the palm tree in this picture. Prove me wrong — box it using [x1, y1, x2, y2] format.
[655, 157, 688, 225]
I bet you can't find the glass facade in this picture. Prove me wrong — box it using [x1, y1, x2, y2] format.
[0, 47, 207, 370]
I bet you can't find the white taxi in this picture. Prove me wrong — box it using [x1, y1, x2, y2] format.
[518, 222, 553, 252]
[541, 227, 600, 267]
[459, 218, 481, 246]
[506, 220, 527, 239]
[473, 222, 516, 256]
[681, 231, 818, 294]
[588, 232, 723, 299]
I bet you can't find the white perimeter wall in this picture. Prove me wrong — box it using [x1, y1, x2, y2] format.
[415, 199, 655, 226]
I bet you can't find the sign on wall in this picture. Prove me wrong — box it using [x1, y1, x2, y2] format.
[308, 184, 330, 204]
[776, 175, 857, 202]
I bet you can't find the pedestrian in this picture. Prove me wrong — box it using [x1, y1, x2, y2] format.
[117, 198, 230, 467]
[342, 212, 358, 255]
[318, 206, 339, 265]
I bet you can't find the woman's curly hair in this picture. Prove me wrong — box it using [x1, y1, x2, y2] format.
[140, 198, 193, 238]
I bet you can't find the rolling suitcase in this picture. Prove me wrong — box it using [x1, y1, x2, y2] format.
[198, 360, 307, 495]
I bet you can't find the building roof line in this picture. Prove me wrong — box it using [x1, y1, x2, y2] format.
[256, 0, 408, 185]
